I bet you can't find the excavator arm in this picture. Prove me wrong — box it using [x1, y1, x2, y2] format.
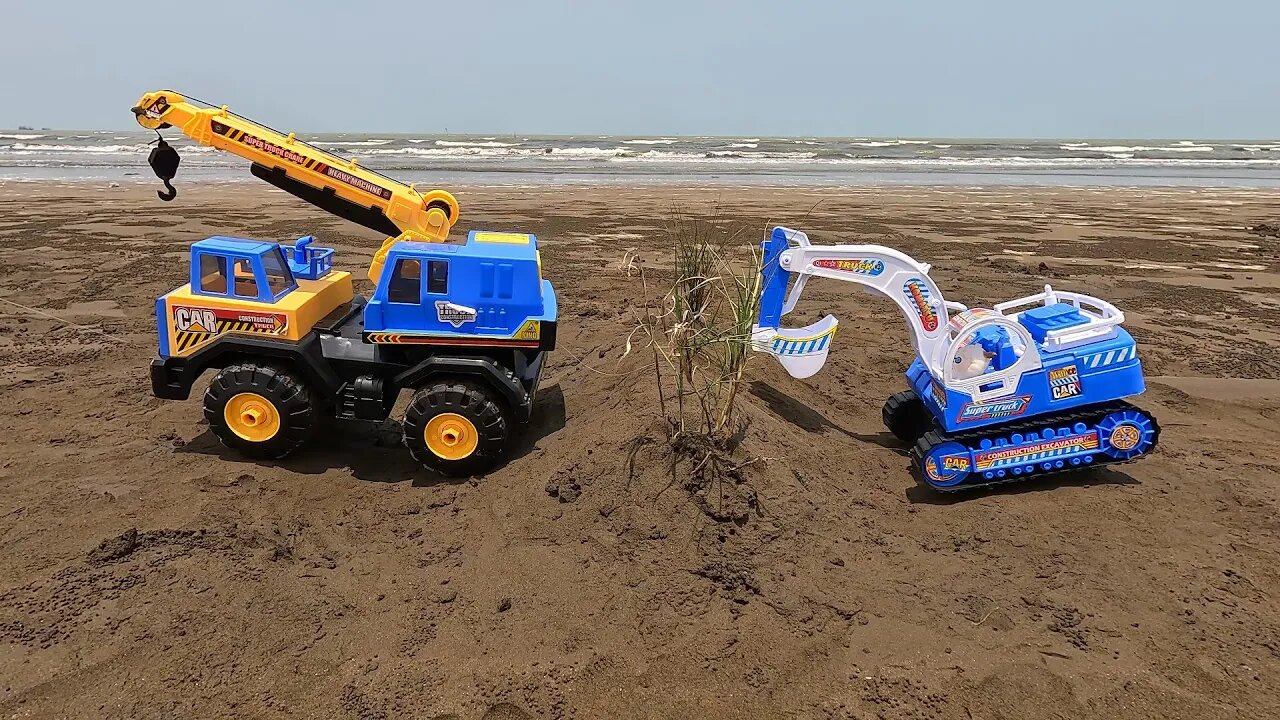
[751, 226, 962, 379]
[132, 90, 459, 279]
[752, 226, 1053, 404]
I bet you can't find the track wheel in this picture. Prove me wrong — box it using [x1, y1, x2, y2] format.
[403, 380, 510, 476]
[204, 363, 317, 459]
[910, 430, 972, 492]
[1098, 406, 1160, 460]
[883, 390, 934, 443]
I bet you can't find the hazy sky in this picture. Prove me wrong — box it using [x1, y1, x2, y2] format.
[4, 0, 1277, 138]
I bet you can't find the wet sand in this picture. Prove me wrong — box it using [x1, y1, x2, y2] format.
[1, 182, 1279, 719]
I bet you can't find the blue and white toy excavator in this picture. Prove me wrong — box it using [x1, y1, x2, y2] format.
[752, 226, 1159, 492]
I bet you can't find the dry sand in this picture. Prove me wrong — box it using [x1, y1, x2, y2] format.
[1, 182, 1279, 719]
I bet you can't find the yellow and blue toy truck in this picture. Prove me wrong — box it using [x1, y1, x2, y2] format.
[136, 90, 556, 475]
[154, 232, 556, 476]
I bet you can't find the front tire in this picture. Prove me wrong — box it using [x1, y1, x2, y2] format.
[403, 380, 510, 476]
[203, 363, 318, 459]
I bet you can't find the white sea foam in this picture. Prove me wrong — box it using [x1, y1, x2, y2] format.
[726, 143, 758, 148]
[314, 139, 394, 147]
[852, 139, 930, 147]
[1063, 142, 1217, 154]
[358, 146, 629, 159]
[6, 143, 145, 153]
[1061, 144, 1159, 153]
[0, 134, 43, 140]
[620, 138, 677, 145]
[0, 142, 219, 154]
[615, 149, 820, 163]
[433, 139, 519, 147]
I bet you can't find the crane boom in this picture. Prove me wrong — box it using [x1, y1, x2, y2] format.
[131, 90, 459, 253]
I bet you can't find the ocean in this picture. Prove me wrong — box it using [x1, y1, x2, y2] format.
[3, 130, 1280, 187]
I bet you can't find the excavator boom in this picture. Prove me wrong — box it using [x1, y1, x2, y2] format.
[132, 90, 458, 248]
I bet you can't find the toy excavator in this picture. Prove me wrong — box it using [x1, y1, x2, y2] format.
[133, 90, 557, 476]
[751, 226, 1159, 492]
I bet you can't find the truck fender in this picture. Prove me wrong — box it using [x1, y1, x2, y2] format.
[151, 333, 341, 401]
[394, 356, 530, 420]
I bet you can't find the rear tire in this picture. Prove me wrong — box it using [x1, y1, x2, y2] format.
[883, 390, 934, 443]
[403, 380, 510, 477]
[204, 363, 317, 459]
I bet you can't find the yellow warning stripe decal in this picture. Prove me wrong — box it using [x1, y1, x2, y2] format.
[172, 318, 286, 355]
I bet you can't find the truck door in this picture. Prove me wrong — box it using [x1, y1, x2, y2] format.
[380, 256, 456, 333]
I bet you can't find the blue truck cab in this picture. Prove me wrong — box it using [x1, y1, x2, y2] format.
[363, 231, 557, 349]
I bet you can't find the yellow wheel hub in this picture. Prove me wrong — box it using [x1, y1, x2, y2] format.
[224, 392, 282, 443]
[424, 413, 479, 461]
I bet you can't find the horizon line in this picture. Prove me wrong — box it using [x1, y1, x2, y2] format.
[3, 127, 1278, 143]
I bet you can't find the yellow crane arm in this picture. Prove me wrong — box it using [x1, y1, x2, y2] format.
[132, 90, 459, 278]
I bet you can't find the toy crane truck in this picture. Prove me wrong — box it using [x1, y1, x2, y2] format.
[751, 226, 1159, 492]
[134, 90, 556, 476]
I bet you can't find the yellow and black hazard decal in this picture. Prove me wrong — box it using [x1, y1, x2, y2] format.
[210, 120, 392, 200]
[171, 304, 288, 354]
[513, 320, 540, 341]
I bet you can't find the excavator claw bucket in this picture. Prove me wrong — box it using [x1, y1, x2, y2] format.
[750, 226, 839, 378]
[751, 315, 838, 379]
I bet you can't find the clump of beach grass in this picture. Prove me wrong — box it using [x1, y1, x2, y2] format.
[624, 210, 766, 522]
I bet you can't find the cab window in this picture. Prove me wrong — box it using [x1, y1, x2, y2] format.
[262, 248, 295, 296]
[198, 254, 228, 294]
[427, 260, 448, 294]
[232, 258, 259, 298]
[389, 258, 421, 304]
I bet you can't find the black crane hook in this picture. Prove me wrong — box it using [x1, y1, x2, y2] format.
[147, 133, 181, 201]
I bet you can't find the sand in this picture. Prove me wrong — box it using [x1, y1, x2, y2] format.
[1, 181, 1279, 719]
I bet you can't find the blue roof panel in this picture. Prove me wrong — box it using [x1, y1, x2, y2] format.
[192, 236, 280, 256]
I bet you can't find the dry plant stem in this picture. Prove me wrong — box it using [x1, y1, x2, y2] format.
[638, 263, 667, 420]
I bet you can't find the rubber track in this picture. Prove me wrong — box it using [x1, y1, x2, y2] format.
[883, 389, 937, 443]
[909, 400, 1161, 492]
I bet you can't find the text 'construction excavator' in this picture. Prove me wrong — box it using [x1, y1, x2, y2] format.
[134, 90, 557, 476]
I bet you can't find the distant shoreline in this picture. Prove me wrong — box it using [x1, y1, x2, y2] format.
[4, 131, 1279, 188]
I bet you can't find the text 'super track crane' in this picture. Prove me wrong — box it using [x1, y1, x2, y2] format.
[132, 90, 458, 281]
[134, 90, 558, 477]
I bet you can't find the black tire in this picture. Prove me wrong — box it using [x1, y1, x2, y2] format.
[883, 389, 934, 444]
[403, 380, 510, 477]
[908, 429, 939, 485]
[203, 363, 317, 459]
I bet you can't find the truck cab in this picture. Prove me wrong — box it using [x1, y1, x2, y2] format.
[364, 231, 556, 349]
[157, 237, 354, 358]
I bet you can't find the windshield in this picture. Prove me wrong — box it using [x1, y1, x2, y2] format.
[262, 247, 296, 296]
